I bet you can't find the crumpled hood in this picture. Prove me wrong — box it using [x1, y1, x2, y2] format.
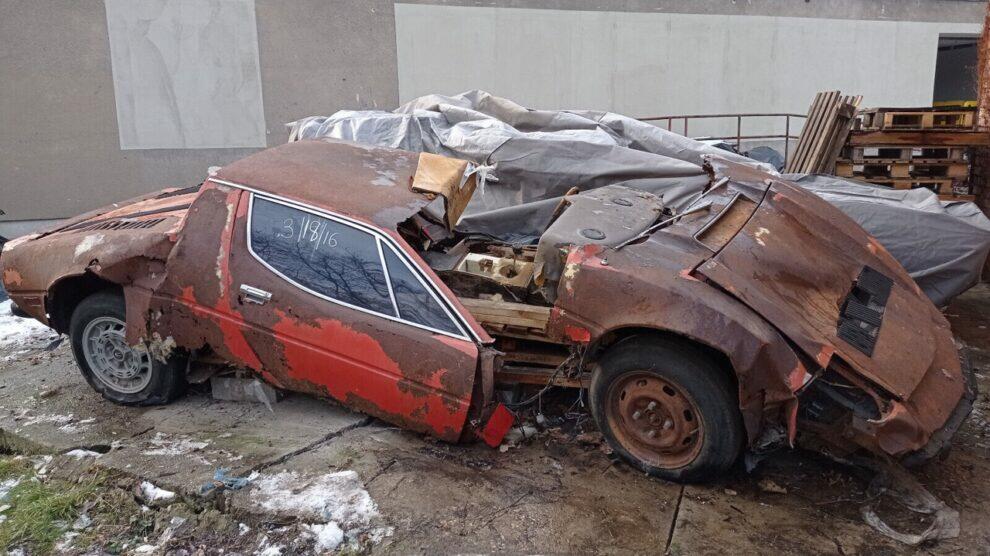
[697, 175, 952, 400]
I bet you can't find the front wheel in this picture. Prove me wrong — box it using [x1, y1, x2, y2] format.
[69, 290, 186, 405]
[589, 335, 744, 482]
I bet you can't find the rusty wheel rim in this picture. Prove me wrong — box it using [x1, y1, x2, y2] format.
[605, 372, 704, 469]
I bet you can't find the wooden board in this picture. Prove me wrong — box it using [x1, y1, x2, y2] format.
[842, 146, 968, 163]
[858, 109, 975, 131]
[848, 131, 990, 147]
[785, 91, 861, 174]
[458, 297, 551, 331]
[856, 178, 956, 194]
[835, 161, 970, 180]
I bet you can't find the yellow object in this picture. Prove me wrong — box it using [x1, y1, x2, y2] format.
[933, 100, 978, 108]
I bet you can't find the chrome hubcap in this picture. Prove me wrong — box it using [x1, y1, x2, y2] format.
[81, 316, 152, 394]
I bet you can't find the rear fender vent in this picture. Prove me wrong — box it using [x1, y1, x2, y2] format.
[836, 266, 893, 357]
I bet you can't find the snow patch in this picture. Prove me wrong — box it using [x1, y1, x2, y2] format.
[0, 300, 58, 352]
[304, 522, 344, 552]
[0, 478, 21, 501]
[64, 449, 102, 459]
[138, 481, 175, 502]
[142, 433, 209, 457]
[250, 470, 377, 527]
[255, 536, 283, 556]
[250, 470, 391, 550]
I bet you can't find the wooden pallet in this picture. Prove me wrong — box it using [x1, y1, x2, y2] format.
[835, 161, 970, 180]
[939, 193, 976, 202]
[842, 146, 968, 163]
[859, 108, 975, 131]
[848, 130, 990, 147]
[457, 296, 555, 343]
[785, 91, 862, 174]
[857, 178, 956, 194]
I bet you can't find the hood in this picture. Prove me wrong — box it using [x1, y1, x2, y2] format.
[696, 175, 947, 400]
[1, 187, 196, 314]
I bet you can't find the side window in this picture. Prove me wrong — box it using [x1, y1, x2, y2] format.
[249, 197, 394, 316]
[383, 247, 461, 335]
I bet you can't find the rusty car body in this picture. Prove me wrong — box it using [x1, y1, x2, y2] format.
[1, 139, 974, 481]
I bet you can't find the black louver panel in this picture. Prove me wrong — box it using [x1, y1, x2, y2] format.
[69, 218, 166, 233]
[836, 266, 892, 357]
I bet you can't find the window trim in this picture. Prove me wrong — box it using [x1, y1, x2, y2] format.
[237, 185, 475, 342]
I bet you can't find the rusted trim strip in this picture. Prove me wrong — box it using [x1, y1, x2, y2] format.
[239, 187, 479, 343]
[376, 236, 401, 319]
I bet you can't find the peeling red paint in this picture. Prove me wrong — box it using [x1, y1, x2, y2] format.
[564, 325, 591, 343]
[271, 310, 469, 440]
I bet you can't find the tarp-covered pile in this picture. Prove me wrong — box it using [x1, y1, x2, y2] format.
[289, 90, 990, 306]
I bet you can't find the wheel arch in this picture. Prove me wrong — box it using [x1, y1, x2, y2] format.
[47, 272, 120, 334]
[585, 326, 738, 395]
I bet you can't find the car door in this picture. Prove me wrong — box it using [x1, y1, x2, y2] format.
[221, 191, 482, 441]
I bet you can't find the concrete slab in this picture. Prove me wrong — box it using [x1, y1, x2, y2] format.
[232, 422, 682, 553]
[0, 342, 365, 495]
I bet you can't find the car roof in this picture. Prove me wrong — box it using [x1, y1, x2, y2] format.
[211, 139, 434, 229]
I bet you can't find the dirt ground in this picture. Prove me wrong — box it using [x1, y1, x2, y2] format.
[0, 285, 989, 554]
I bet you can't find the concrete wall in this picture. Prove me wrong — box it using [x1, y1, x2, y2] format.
[395, 4, 982, 139]
[0, 0, 985, 235]
[0, 0, 398, 232]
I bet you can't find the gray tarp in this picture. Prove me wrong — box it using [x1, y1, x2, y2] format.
[290, 90, 990, 305]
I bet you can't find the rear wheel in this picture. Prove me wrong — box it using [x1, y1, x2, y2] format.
[590, 335, 744, 482]
[69, 291, 186, 405]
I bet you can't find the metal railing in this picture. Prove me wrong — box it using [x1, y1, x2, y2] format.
[637, 113, 807, 161]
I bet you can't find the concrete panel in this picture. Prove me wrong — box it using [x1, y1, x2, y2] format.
[0, 0, 398, 223]
[253, 0, 399, 145]
[105, 0, 266, 149]
[398, 0, 987, 24]
[395, 4, 983, 138]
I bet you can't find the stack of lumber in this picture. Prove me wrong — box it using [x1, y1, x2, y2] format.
[838, 107, 988, 201]
[785, 91, 862, 174]
[458, 295, 551, 341]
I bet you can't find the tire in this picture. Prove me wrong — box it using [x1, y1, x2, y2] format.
[69, 290, 186, 405]
[589, 335, 744, 482]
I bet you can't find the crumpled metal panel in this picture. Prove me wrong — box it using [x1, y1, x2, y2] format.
[546, 239, 808, 445]
[697, 177, 957, 402]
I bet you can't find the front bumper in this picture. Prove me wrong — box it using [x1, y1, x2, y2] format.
[901, 349, 977, 466]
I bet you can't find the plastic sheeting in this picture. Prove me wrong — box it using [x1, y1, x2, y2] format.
[289, 90, 990, 305]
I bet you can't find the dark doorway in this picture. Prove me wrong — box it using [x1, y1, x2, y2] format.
[933, 34, 979, 106]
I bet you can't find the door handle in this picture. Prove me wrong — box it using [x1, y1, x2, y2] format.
[239, 284, 272, 305]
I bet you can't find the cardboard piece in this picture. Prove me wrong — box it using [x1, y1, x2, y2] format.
[411, 152, 477, 229]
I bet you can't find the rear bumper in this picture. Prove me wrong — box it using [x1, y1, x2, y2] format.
[902, 350, 977, 466]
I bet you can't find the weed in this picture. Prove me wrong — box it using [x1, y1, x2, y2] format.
[0, 458, 100, 553]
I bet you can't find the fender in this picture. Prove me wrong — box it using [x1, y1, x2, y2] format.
[546, 241, 812, 445]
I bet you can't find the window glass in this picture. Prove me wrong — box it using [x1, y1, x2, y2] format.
[383, 248, 460, 335]
[250, 197, 394, 316]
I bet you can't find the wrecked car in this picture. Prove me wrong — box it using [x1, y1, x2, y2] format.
[0, 139, 975, 482]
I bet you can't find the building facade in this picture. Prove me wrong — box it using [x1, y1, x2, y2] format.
[0, 0, 985, 237]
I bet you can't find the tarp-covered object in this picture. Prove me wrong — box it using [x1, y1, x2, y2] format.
[289, 90, 990, 305]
